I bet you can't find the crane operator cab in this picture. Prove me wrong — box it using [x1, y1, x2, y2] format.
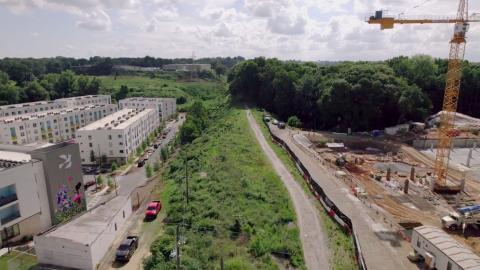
[454, 22, 470, 39]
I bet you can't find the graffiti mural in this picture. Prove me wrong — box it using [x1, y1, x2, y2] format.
[54, 173, 87, 224]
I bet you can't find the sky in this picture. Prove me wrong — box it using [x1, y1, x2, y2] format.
[0, 0, 480, 61]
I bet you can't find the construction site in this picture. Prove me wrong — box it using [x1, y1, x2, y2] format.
[293, 126, 480, 256]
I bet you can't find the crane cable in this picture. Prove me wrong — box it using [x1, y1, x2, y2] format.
[397, 0, 432, 16]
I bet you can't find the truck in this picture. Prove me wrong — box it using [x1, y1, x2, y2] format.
[145, 200, 162, 219]
[441, 204, 480, 231]
[115, 236, 139, 262]
[408, 226, 480, 270]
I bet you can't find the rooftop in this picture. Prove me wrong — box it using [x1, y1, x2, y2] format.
[0, 100, 60, 110]
[121, 97, 175, 102]
[44, 196, 128, 245]
[414, 226, 480, 270]
[55, 95, 110, 101]
[0, 104, 116, 123]
[78, 108, 153, 131]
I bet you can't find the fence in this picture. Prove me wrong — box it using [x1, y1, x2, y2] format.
[4, 246, 36, 270]
[264, 122, 367, 270]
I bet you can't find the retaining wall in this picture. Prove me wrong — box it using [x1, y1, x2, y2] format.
[263, 121, 366, 270]
[413, 139, 480, 149]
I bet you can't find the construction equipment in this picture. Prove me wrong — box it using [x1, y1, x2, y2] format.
[367, 1, 480, 190]
[441, 204, 480, 231]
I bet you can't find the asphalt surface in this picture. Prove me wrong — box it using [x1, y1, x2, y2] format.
[84, 117, 185, 208]
[246, 109, 331, 270]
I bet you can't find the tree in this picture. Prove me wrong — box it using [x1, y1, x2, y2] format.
[153, 157, 162, 173]
[145, 162, 153, 178]
[90, 150, 96, 163]
[56, 70, 76, 98]
[136, 146, 143, 157]
[287, 116, 302, 128]
[111, 162, 118, 171]
[115, 156, 120, 165]
[22, 81, 49, 102]
[101, 154, 107, 165]
[160, 147, 168, 162]
[76, 75, 90, 95]
[96, 174, 104, 186]
[142, 140, 148, 150]
[107, 176, 114, 188]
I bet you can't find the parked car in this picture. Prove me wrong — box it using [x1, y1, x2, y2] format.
[96, 168, 108, 174]
[144, 154, 150, 160]
[84, 180, 95, 190]
[153, 144, 158, 149]
[145, 200, 162, 219]
[115, 236, 139, 262]
[278, 122, 286, 129]
[137, 160, 145, 167]
[272, 119, 279, 125]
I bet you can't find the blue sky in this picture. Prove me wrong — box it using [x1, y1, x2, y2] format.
[1, 0, 480, 61]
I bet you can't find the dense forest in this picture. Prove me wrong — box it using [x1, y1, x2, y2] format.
[228, 55, 480, 131]
[0, 56, 241, 105]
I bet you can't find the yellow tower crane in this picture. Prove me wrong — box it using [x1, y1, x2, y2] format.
[367, 0, 480, 192]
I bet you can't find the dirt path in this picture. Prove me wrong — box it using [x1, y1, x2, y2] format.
[246, 109, 330, 270]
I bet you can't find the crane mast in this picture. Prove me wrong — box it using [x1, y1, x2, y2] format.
[366, 0, 477, 191]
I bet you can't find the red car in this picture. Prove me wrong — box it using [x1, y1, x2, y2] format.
[145, 200, 162, 219]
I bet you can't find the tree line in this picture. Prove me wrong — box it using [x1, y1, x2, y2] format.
[228, 55, 480, 131]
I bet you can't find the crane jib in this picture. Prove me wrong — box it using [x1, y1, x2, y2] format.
[433, 20, 450, 23]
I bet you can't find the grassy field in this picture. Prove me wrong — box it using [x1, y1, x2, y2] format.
[143, 100, 305, 270]
[250, 108, 357, 270]
[0, 251, 37, 270]
[89, 71, 226, 111]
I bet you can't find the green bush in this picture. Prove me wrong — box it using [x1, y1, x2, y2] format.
[287, 116, 301, 128]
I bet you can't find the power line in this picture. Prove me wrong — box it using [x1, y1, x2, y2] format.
[396, 0, 432, 16]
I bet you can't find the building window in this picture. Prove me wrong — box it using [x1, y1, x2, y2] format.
[119, 142, 123, 146]
[1, 224, 20, 241]
[21, 139, 26, 144]
[110, 150, 113, 155]
[82, 159, 85, 162]
[55, 132, 59, 135]
[447, 262, 452, 270]
[53, 119, 57, 123]
[109, 142, 112, 147]
[88, 135, 92, 140]
[108, 135, 112, 140]
[10, 127, 16, 137]
[89, 143, 93, 147]
[123, 211, 125, 218]
[65, 129, 69, 133]
[64, 117, 67, 121]
[19, 126, 24, 130]
[20, 132, 25, 137]
[417, 239, 421, 248]
[120, 150, 124, 153]
[33, 123, 37, 128]
[115, 223, 117, 231]
[118, 134, 122, 138]
[35, 136, 39, 140]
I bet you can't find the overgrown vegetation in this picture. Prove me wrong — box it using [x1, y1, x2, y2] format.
[144, 101, 305, 270]
[250, 108, 356, 270]
[228, 56, 480, 132]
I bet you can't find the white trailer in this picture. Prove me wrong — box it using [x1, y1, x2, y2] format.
[409, 226, 480, 270]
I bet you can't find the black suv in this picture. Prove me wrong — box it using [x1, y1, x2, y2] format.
[116, 236, 138, 262]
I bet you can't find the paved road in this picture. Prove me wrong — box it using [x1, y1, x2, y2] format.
[84, 117, 185, 208]
[269, 126, 418, 270]
[246, 109, 330, 270]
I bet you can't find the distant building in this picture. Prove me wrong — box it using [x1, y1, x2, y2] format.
[162, 64, 211, 71]
[0, 101, 67, 118]
[76, 108, 159, 164]
[55, 95, 112, 107]
[119, 97, 176, 122]
[34, 196, 132, 270]
[0, 104, 118, 146]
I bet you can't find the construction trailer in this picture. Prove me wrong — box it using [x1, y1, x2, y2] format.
[409, 226, 480, 270]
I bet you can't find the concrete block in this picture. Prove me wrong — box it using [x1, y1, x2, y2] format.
[455, 193, 461, 207]
[460, 178, 466, 191]
[410, 167, 415, 181]
[386, 168, 391, 182]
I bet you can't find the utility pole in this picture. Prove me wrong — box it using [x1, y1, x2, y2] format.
[185, 147, 189, 205]
[176, 225, 181, 270]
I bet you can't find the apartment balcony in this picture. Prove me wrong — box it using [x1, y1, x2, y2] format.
[42, 137, 47, 141]
[48, 128, 53, 132]
[48, 135, 54, 139]
[0, 204, 20, 225]
[0, 194, 18, 208]
[41, 130, 46, 134]
[70, 123, 75, 127]
[11, 136, 17, 140]
[76, 123, 80, 126]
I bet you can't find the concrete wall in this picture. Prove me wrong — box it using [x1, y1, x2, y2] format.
[34, 235, 94, 270]
[31, 143, 86, 225]
[413, 139, 480, 149]
[91, 197, 132, 269]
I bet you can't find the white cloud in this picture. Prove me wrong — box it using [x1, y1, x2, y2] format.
[30, 32, 39, 36]
[146, 17, 159, 32]
[77, 10, 112, 31]
[154, 7, 178, 19]
[213, 23, 233, 37]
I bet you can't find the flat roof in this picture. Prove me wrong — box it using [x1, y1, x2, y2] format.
[0, 104, 116, 123]
[0, 150, 31, 162]
[55, 95, 110, 101]
[78, 108, 153, 131]
[0, 100, 60, 110]
[326, 143, 344, 148]
[121, 97, 175, 102]
[414, 226, 480, 269]
[45, 196, 128, 245]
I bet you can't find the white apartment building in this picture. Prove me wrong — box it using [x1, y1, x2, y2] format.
[76, 108, 159, 164]
[0, 104, 118, 146]
[0, 95, 113, 118]
[0, 101, 67, 118]
[119, 98, 176, 122]
[55, 95, 112, 107]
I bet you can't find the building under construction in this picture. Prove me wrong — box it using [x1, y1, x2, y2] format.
[162, 64, 211, 71]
